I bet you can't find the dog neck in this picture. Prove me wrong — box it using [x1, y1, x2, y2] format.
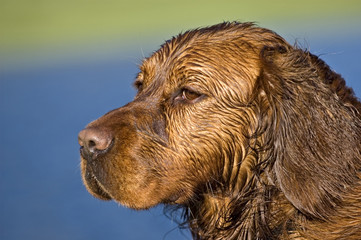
[183, 145, 300, 240]
[185, 176, 301, 239]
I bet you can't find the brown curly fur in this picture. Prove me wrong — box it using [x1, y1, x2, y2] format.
[79, 22, 361, 239]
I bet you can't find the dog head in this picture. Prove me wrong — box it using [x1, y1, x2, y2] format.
[78, 22, 361, 222]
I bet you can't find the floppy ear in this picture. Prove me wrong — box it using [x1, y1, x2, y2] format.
[258, 45, 361, 219]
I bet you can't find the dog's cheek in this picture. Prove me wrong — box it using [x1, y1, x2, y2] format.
[98, 146, 177, 209]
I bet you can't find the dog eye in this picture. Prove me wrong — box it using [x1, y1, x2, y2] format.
[182, 89, 200, 101]
[174, 88, 202, 104]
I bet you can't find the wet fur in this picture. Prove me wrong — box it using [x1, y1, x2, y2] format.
[80, 22, 361, 239]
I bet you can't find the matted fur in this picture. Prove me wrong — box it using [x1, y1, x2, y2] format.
[79, 22, 361, 239]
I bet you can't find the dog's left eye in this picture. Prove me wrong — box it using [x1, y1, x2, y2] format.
[174, 88, 202, 104]
[182, 89, 200, 101]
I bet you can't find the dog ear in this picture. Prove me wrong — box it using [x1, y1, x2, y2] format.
[258, 45, 361, 219]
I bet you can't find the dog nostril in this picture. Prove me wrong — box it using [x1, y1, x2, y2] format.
[88, 140, 96, 148]
[78, 127, 113, 155]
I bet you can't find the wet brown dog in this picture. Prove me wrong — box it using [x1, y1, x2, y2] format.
[78, 22, 361, 239]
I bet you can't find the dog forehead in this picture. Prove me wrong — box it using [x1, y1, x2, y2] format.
[143, 37, 251, 79]
[140, 22, 288, 77]
[138, 23, 289, 98]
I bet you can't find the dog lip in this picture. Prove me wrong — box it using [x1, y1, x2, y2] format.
[85, 167, 113, 200]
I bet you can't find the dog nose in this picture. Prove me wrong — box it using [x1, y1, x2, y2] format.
[78, 127, 113, 156]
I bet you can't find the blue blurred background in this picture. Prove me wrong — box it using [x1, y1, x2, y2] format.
[1, 1, 360, 239]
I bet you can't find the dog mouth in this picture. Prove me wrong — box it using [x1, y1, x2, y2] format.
[83, 166, 112, 200]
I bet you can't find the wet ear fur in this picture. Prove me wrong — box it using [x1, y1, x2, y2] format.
[258, 45, 361, 219]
